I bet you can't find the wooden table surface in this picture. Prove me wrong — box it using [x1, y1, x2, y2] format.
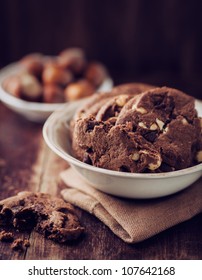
[0, 100, 202, 260]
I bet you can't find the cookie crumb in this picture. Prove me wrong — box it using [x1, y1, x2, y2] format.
[0, 192, 84, 244]
[11, 238, 24, 251]
[0, 230, 14, 242]
[23, 239, 30, 248]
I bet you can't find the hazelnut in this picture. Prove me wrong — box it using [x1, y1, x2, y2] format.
[138, 122, 147, 129]
[196, 150, 202, 163]
[163, 126, 169, 134]
[64, 80, 95, 101]
[131, 152, 140, 161]
[108, 117, 117, 124]
[156, 118, 164, 130]
[140, 150, 162, 170]
[42, 63, 73, 86]
[148, 158, 162, 171]
[181, 118, 188, 125]
[115, 95, 128, 107]
[20, 73, 43, 101]
[84, 62, 108, 87]
[43, 84, 64, 103]
[58, 48, 86, 74]
[134, 106, 147, 114]
[150, 123, 158, 130]
[20, 53, 44, 77]
[3, 75, 21, 97]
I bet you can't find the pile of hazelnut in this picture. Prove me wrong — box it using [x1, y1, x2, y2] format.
[3, 48, 108, 103]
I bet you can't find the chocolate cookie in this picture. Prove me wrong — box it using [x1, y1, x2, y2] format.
[73, 83, 154, 121]
[72, 85, 202, 173]
[0, 192, 84, 243]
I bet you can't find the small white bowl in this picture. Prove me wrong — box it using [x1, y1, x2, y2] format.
[43, 99, 202, 199]
[0, 63, 113, 122]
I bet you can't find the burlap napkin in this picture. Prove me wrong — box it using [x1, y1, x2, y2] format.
[60, 168, 202, 243]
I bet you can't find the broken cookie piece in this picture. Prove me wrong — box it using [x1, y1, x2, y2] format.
[0, 192, 84, 244]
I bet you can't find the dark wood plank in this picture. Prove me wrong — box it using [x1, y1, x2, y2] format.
[0, 105, 42, 199]
[0, 103, 202, 260]
[1, 0, 202, 83]
[0, 105, 42, 259]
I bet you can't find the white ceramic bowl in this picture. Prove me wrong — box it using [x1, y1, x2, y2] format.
[0, 63, 113, 122]
[43, 99, 202, 199]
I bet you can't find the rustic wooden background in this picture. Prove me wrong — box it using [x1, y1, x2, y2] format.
[0, 0, 202, 260]
[0, 104, 202, 260]
[0, 0, 202, 98]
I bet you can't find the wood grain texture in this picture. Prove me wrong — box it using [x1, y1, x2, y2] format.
[1, 0, 202, 85]
[0, 103, 202, 260]
[0, 0, 202, 258]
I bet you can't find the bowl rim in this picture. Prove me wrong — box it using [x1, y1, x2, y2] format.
[0, 62, 113, 112]
[43, 102, 202, 180]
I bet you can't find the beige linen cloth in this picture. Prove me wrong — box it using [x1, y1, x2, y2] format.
[60, 168, 202, 243]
